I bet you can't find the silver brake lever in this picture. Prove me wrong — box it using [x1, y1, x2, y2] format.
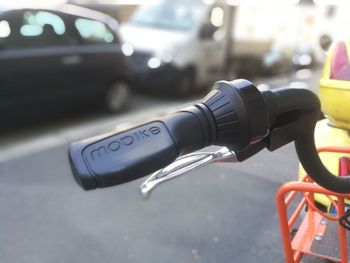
[140, 147, 238, 198]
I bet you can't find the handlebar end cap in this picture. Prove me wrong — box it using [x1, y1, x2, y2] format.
[68, 142, 98, 190]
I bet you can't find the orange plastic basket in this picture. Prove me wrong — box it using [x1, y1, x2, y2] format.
[276, 147, 350, 263]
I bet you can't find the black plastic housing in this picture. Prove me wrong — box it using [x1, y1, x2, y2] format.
[202, 80, 269, 149]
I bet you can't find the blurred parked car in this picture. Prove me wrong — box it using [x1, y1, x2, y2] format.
[0, 4, 131, 124]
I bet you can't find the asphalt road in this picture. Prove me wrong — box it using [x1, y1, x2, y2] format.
[0, 69, 327, 263]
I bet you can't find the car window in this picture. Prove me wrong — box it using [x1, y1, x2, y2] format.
[0, 19, 12, 48]
[131, 0, 207, 31]
[11, 10, 70, 48]
[74, 18, 115, 44]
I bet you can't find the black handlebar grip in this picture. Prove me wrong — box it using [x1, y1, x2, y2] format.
[69, 79, 271, 190]
[69, 107, 217, 190]
[69, 121, 178, 190]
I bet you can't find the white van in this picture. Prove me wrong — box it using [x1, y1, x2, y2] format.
[119, 0, 307, 95]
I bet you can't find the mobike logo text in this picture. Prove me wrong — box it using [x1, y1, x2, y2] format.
[89, 126, 161, 161]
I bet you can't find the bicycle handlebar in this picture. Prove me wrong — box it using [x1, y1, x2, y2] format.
[69, 80, 269, 189]
[69, 79, 350, 193]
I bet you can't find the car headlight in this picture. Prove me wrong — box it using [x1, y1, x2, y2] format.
[121, 42, 134, 57]
[147, 52, 174, 69]
[147, 57, 162, 69]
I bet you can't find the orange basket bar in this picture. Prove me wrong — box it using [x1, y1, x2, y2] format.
[276, 181, 350, 262]
[288, 196, 306, 228]
[276, 146, 350, 263]
[317, 146, 350, 154]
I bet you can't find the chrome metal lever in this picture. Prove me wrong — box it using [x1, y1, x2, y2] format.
[140, 147, 237, 198]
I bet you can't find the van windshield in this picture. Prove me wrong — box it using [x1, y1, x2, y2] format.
[130, 0, 207, 31]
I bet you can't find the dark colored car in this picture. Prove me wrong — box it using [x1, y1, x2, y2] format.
[0, 4, 131, 124]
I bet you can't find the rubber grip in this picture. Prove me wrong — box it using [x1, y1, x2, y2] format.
[69, 107, 215, 190]
[69, 121, 178, 190]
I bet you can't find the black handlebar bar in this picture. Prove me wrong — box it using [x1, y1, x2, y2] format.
[69, 79, 350, 193]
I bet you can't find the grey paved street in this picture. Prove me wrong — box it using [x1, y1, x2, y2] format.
[0, 69, 327, 263]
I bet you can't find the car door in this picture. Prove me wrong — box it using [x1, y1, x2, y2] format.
[0, 9, 79, 118]
[67, 15, 125, 98]
[0, 11, 17, 118]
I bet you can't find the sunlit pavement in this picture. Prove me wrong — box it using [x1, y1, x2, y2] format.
[0, 69, 325, 263]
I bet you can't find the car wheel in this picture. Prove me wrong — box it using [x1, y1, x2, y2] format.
[178, 69, 195, 96]
[104, 81, 131, 113]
